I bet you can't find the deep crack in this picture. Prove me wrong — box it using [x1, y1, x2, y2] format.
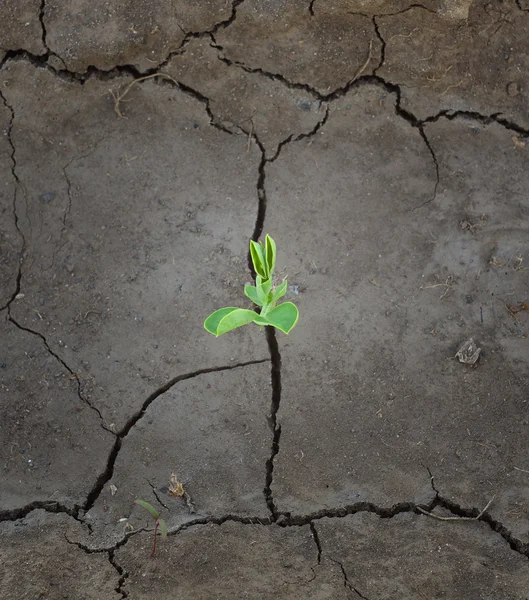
[0, 499, 82, 523]
[108, 550, 129, 599]
[38, 0, 48, 51]
[423, 108, 529, 136]
[262, 327, 282, 520]
[435, 494, 529, 557]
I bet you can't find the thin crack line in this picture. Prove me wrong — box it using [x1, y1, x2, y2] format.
[83, 358, 269, 512]
[7, 315, 109, 427]
[409, 124, 439, 210]
[372, 16, 385, 75]
[0, 90, 25, 313]
[329, 557, 372, 600]
[309, 521, 322, 563]
[147, 480, 169, 511]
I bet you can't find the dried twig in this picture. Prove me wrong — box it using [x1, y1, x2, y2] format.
[420, 275, 454, 299]
[112, 73, 179, 118]
[440, 79, 464, 96]
[417, 497, 495, 521]
[350, 40, 373, 82]
[247, 120, 254, 153]
[514, 466, 529, 474]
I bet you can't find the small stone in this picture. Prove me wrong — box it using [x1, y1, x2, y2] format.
[39, 192, 55, 202]
[288, 284, 299, 296]
[507, 82, 519, 97]
[47, 55, 65, 71]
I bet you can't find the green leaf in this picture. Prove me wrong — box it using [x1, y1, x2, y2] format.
[255, 276, 268, 305]
[250, 240, 266, 278]
[159, 519, 167, 539]
[261, 302, 299, 334]
[135, 499, 159, 520]
[204, 307, 239, 335]
[271, 280, 288, 303]
[253, 314, 269, 326]
[217, 308, 258, 336]
[244, 285, 262, 307]
[265, 235, 276, 276]
[260, 277, 272, 299]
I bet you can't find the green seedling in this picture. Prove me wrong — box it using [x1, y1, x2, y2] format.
[204, 234, 299, 336]
[135, 499, 167, 557]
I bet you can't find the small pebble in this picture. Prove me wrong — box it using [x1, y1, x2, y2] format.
[39, 192, 55, 202]
[507, 82, 519, 97]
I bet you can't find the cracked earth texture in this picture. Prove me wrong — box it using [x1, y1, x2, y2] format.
[0, 0, 528, 598]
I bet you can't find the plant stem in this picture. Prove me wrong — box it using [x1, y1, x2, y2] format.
[150, 520, 159, 557]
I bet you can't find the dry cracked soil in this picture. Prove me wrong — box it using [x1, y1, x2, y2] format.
[1, 0, 529, 598]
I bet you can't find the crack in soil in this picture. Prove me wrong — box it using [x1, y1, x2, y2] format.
[0, 499, 82, 523]
[372, 16, 385, 75]
[208, 43, 439, 200]
[423, 108, 529, 136]
[410, 124, 440, 210]
[0, 90, 25, 313]
[263, 327, 282, 519]
[2, 32, 529, 579]
[7, 314, 109, 427]
[309, 521, 322, 564]
[330, 556, 372, 600]
[38, 0, 48, 51]
[148, 480, 170, 511]
[108, 549, 129, 598]
[247, 118, 327, 522]
[65, 527, 143, 555]
[155, 0, 247, 71]
[5, 493, 529, 567]
[83, 358, 269, 513]
[2, 0, 246, 78]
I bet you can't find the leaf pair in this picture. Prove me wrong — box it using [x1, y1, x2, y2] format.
[204, 302, 298, 336]
[135, 499, 167, 539]
[250, 234, 276, 280]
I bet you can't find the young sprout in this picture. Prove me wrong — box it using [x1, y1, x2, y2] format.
[204, 234, 299, 336]
[135, 499, 167, 557]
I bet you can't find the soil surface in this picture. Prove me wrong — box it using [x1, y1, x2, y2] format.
[1, 0, 528, 598]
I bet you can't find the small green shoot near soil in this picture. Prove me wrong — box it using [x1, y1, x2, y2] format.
[204, 235, 299, 336]
[135, 499, 167, 557]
